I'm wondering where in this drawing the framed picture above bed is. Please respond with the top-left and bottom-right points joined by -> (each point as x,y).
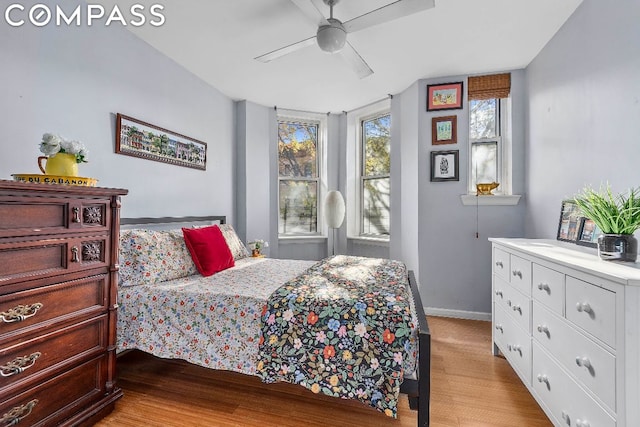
430,150 -> 459,182
426,82 -> 464,111
115,113 -> 207,170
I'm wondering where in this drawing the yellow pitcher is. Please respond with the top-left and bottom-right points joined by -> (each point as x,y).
38,153 -> 78,176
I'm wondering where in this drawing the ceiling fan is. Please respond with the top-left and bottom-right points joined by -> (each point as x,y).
255,0 -> 436,79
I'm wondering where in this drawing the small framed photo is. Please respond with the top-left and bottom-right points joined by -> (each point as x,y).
432,116 -> 457,145
430,150 -> 459,182
427,82 -> 464,111
556,200 -> 581,242
576,218 -> 600,248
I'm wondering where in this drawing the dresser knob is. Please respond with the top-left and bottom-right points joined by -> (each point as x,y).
495,324 -> 503,333
1,400 -> 38,425
512,305 -> 522,314
71,246 -> 79,263
495,261 -> 504,268
536,374 -> 549,385
508,344 -> 522,355
512,270 -> 523,279
576,302 -> 593,314
561,411 -> 571,425
575,356 -> 592,369
576,419 -> 590,427
0,303 -> 44,323
494,290 -> 503,297
537,325 -> 549,335
537,283 -> 551,293
72,206 -> 81,223
0,352 -> 41,377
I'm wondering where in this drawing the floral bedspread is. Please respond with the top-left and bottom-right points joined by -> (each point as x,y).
256,255 -> 415,418
117,257 -> 314,375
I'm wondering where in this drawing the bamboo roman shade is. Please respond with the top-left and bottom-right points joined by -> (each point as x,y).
468,73 -> 511,100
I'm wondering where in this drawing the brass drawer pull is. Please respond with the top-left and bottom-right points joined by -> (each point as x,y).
71,246 -> 79,263
72,206 -> 81,223
0,352 -> 41,377
0,303 -> 43,324
0,399 -> 38,426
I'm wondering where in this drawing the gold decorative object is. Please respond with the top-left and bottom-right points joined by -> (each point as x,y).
12,174 -> 98,187
476,182 -> 500,195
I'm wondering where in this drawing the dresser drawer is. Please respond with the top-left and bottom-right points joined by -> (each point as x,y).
565,276 -> 616,348
495,305 -> 531,385
0,275 -> 107,340
0,355 -> 108,427
0,234 -> 110,287
0,315 -> 107,394
494,276 -> 530,333
509,254 -> 532,296
532,264 -> 564,315
0,197 -> 111,239
532,342 -> 615,427
533,302 -> 615,410
493,247 -> 510,280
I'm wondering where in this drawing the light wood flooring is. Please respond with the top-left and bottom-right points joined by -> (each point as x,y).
96,316 -> 552,427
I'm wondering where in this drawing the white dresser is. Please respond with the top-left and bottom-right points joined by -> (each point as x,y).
490,238 -> 640,427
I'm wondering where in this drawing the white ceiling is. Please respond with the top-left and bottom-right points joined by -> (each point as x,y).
115,0 -> 582,112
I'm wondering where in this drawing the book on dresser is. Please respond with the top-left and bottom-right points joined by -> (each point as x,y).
0,180 -> 127,426
489,237 -> 640,427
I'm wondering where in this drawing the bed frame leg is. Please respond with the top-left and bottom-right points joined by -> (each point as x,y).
417,328 -> 431,427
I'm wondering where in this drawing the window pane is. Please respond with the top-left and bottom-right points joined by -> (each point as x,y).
278,121 -> 318,177
363,114 -> 390,176
469,99 -> 497,139
362,177 -> 390,235
471,142 -> 497,186
279,180 -> 318,234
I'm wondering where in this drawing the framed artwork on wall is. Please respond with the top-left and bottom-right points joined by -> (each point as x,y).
431,115 -> 457,145
426,82 -> 464,111
430,150 -> 459,182
556,200 -> 581,242
115,113 -> 207,170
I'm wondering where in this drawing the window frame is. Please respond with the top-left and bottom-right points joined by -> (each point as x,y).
359,110 -> 391,238
276,112 -> 326,238
467,97 -> 512,195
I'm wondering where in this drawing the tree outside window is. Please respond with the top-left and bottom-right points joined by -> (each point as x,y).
361,113 -> 390,236
278,120 -> 319,235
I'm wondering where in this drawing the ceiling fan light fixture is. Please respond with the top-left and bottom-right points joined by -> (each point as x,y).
317,18 -> 346,53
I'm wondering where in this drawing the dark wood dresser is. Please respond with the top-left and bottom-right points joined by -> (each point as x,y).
0,180 -> 127,426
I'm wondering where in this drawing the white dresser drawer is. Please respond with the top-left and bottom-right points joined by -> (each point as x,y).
532,264 -> 564,315
509,254 -> 532,296
532,342 -> 615,427
566,276 -> 616,349
494,276 -> 531,333
494,247 -> 510,281
495,305 -> 531,386
533,302 -> 616,411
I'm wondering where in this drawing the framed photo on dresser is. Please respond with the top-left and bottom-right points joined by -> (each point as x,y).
556,200 -> 581,242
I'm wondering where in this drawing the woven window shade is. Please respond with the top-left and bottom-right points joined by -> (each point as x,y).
468,73 -> 511,100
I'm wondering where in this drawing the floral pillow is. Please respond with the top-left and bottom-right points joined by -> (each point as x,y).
218,223 -> 250,260
118,228 -> 197,287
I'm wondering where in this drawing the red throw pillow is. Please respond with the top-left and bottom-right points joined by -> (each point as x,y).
182,225 -> 235,276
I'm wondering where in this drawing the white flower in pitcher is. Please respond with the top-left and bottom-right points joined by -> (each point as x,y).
40,133 -> 62,156
39,133 -> 88,163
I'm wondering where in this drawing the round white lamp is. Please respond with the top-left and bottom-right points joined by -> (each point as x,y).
324,190 -> 345,256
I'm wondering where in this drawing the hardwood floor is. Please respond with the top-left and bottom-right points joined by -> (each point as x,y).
96,317 -> 552,427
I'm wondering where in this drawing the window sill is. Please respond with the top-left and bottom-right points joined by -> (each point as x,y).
279,235 -> 326,244
348,236 -> 390,247
460,194 -> 522,206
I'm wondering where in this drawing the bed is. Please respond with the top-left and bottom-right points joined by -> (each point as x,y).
116,216 -> 430,426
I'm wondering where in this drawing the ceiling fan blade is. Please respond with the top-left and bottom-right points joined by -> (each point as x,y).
338,42 -> 373,79
343,0 -> 435,33
290,0 -> 329,26
254,36 -> 317,63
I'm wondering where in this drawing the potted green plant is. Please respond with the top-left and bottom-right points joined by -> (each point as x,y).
574,185 -> 640,262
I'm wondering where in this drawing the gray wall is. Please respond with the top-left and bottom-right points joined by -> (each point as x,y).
525,0 -> 640,239
0,16 -> 235,220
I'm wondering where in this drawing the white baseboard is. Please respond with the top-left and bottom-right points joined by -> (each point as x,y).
424,307 -> 491,321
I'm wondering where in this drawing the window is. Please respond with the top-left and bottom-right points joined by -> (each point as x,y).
360,113 -> 391,236
468,73 -> 512,195
277,116 -> 322,235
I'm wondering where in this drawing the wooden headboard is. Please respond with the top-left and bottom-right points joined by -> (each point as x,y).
120,216 -> 226,231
